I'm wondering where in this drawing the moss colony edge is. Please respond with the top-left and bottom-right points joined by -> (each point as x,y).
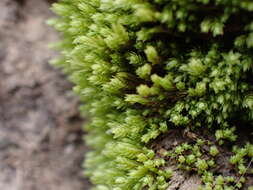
49,0 -> 253,189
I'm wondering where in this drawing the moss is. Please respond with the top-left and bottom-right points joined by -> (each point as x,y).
50,0 -> 253,189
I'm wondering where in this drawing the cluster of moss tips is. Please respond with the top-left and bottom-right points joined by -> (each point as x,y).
49,0 -> 253,189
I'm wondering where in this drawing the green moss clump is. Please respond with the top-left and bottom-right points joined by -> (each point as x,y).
49,0 -> 253,189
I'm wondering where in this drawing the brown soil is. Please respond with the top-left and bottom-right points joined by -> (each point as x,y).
152,128 -> 253,189
0,0 -> 91,189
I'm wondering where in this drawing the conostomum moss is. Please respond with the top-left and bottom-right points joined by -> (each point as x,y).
49,0 -> 253,189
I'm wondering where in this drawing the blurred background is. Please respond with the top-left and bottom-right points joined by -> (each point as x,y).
0,0 -> 90,189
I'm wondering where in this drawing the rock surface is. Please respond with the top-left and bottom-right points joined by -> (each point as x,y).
0,0 -> 90,189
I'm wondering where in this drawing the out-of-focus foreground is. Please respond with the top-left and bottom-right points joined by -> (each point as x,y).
0,0 -> 90,189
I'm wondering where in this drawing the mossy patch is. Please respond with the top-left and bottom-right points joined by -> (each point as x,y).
50,0 -> 253,189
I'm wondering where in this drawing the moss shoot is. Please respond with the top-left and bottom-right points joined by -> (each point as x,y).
49,0 -> 253,189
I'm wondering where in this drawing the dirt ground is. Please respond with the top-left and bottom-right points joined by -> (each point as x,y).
0,0 -> 91,189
